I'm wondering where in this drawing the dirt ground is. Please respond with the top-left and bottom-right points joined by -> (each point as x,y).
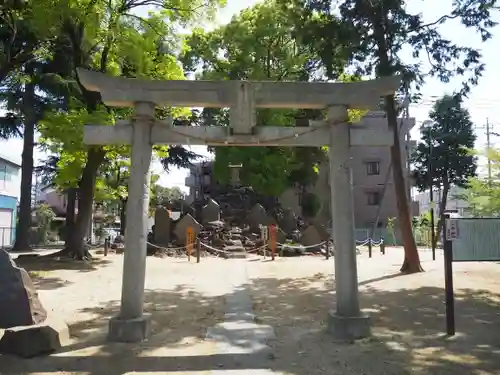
1,248 -> 500,374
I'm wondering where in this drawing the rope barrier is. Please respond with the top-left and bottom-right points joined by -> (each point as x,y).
355,238 -> 385,246
199,241 -> 232,257
146,241 -> 187,252
126,236 -> 385,260
276,241 -> 327,249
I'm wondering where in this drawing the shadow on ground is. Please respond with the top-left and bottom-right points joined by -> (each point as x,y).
1,269 -> 499,375
28,272 -> 73,291
250,273 -> 500,375
15,254 -> 111,273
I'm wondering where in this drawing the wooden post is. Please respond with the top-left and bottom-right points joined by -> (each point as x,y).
196,238 -> 201,263
368,239 -> 372,258
269,224 -> 277,261
261,225 -> 268,258
104,237 -> 109,257
186,226 -> 194,261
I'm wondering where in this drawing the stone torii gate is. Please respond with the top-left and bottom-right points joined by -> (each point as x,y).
77,68 -> 400,342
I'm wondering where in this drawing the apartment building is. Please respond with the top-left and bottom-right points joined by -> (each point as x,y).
185,109 -> 419,228
0,154 -> 21,247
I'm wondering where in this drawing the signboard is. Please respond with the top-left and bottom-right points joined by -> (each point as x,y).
445,219 -> 459,241
186,226 -> 195,261
260,225 -> 268,242
268,224 -> 277,261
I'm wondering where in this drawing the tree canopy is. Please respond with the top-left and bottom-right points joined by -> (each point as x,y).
280,0 -> 498,272
181,0 -> 329,197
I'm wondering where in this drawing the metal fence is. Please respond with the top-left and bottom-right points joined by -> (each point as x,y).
451,218 -> 500,261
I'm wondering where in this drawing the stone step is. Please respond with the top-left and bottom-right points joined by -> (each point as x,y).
223,252 -> 247,259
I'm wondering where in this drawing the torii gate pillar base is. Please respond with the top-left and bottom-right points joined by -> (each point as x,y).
327,312 -> 371,341
108,314 -> 152,343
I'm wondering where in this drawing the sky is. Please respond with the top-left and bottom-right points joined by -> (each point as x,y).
1,0 -> 499,196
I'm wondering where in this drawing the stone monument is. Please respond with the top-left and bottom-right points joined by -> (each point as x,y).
0,250 -> 70,357
0,249 -> 47,328
154,207 -> 171,245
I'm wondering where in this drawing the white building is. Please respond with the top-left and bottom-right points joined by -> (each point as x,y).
413,186 -> 471,217
0,154 -> 21,246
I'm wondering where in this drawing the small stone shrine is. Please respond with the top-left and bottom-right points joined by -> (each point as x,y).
174,214 -> 202,245
202,199 -> 221,224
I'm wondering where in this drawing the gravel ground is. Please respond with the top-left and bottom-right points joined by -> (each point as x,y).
1,248 -> 500,375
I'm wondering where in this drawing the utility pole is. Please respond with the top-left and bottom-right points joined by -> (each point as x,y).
487,118 -> 492,185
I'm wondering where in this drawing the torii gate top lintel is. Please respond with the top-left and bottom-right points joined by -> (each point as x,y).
76,68 -> 401,110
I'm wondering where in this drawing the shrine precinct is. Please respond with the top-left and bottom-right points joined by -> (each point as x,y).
77,68 -> 401,343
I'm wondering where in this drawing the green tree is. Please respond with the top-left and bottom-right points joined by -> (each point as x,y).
412,95 -> 477,246
181,0 -> 332,197
34,203 -> 56,244
283,0 -> 498,273
458,148 -> 500,216
0,0 -> 64,84
0,0 -> 72,251
38,0 -> 224,259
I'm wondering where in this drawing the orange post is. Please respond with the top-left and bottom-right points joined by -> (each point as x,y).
268,224 -> 277,261
186,226 -> 194,261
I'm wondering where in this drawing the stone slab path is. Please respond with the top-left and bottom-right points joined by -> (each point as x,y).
206,259 -> 277,374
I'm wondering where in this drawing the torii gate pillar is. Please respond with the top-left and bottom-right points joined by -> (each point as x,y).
326,106 -> 370,339
108,102 -> 155,342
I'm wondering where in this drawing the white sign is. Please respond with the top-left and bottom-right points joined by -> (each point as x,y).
260,225 -> 268,241
446,219 -> 460,241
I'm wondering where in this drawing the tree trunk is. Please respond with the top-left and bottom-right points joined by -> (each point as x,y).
12,77 -> 36,252
371,10 -> 423,273
64,188 -> 77,242
64,148 -> 105,259
385,95 -> 423,273
120,198 -> 126,235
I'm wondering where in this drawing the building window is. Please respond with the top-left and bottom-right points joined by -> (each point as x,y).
365,161 -> 380,175
366,191 -> 381,206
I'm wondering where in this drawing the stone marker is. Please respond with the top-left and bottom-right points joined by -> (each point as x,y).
300,225 -> 322,248
202,199 -> 221,224
0,317 -> 70,358
280,209 -> 297,234
154,207 -> 171,245
276,227 -> 287,244
313,221 -> 331,242
246,204 -> 272,232
174,214 -> 202,245
0,249 -> 47,329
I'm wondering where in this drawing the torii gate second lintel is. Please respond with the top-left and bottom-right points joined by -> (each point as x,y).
79,69 -> 402,344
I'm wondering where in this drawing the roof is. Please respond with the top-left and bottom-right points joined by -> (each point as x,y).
0,153 -> 21,167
